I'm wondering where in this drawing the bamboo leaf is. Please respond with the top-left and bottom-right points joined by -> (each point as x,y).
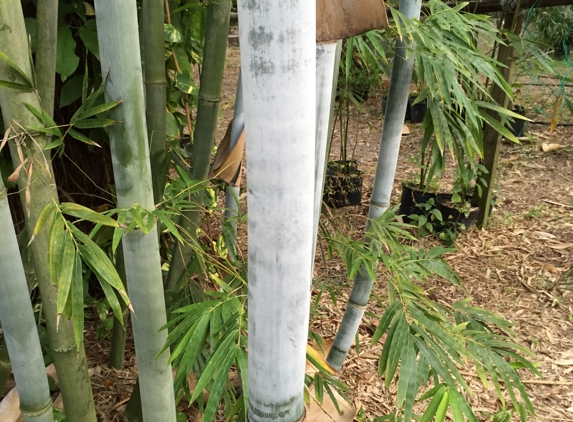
31,202 -> 57,244
419,385 -> 446,422
0,80 -> 33,91
385,313 -> 408,387
60,202 -> 119,227
97,276 -> 123,326
73,118 -> 118,129
237,349 -> 249,416
190,327 -> 238,403
112,210 -> 127,254
56,234 -> 76,322
72,253 -> 85,349
49,218 -> 67,285
68,128 -> 101,147
203,346 -> 238,422
0,51 -> 34,88
70,225 -> 131,310
435,389 -> 449,422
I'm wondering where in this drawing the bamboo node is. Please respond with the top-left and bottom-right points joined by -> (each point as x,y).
20,399 -> 53,417
347,301 -> 367,310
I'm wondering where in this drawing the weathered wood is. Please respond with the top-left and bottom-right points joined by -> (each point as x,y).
476,12 -> 524,227
316,0 -> 389,42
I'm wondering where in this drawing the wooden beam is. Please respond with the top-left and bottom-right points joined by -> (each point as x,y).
476,12 -> 524,227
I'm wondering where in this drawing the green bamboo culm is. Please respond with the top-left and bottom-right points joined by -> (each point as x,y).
0,2 -> 97,420
109,0 -> 167,372
143,0 -> 168,204
93,0 -> 176,419
0,178 -> 54,422
326,0 -> 422,372
34,0 -> 58,117
165,0 -> 232,291
109,246 -> 128,369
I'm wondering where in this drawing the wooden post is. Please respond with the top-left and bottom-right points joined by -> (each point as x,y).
476,11 -> 524,227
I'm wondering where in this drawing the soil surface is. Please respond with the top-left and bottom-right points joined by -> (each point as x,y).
6,42 -> 571,422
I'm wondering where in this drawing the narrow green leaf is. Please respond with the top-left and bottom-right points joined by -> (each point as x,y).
0,80 -> 33,91
372,300 -> 401,345
203,347 -> 238,422
68,128 -> 100,147
419,385 -> 446,422
60,202 -> 119,227
56,235 -> 76,317
97,277 -> 123,326
435,390 -> 449,422
31,202 -> 57,243
72,253 -> 85,350
237,349 -> 249,416
70,225 -> 131,309
73,118 -> 118,129
190,328 -> 238,403
49,218 -> 67,285
0,51 -> 34,88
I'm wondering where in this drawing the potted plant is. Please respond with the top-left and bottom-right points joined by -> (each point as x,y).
323,87 -> 364,208
324,34 -> 389,208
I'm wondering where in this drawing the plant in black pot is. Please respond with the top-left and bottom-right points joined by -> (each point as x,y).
324,33 -> 390,208
323,88 -> 364,208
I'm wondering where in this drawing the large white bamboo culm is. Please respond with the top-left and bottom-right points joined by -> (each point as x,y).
94,0 -> 176,420
326,0 -> 422,371
0,180 -> 54,422
311,41 -> 342,264
224,72 -> 244,260
237,0 -> 316,421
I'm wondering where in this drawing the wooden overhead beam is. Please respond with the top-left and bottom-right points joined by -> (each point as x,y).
440,0 -> 573,14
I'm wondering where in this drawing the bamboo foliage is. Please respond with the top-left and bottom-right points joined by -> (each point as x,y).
94,0 -> 176,419
0,1 -> 97,420
166,0 -> 232,291
0,178 -> 54,422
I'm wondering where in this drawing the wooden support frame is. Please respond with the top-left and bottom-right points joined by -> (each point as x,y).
476,11 -> 525,227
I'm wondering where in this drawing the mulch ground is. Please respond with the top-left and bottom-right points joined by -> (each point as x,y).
75,45 -> 573,421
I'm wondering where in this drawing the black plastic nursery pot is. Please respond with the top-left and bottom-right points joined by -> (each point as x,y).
408,96 -> 427,123
323,160 -> 364,208
381,96 -> 427,123
399,183 -> 480,229
508,106 -> 526,137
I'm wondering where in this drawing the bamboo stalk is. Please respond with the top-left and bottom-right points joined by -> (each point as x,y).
237,0 -> 316,421
224,72 -> 244,260
0,178 -> 54,422
0,2 -> 97,420
165,0 -> 232,291
143,0 -> 168,204
35,0 -> 58,117
94,0 -> 176,419
311,41 -> 342,263
109,247 -> 128,370
326,0 -> 422,372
